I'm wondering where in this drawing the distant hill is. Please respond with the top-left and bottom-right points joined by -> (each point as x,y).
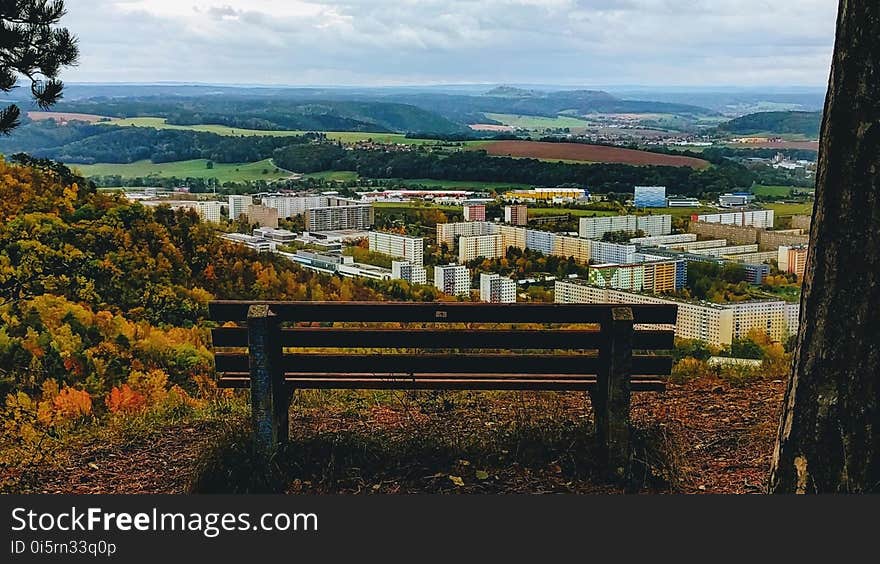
55,98 -> 468,135
718,111 -> 822,137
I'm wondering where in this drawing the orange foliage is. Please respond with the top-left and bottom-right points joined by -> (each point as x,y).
105,385 -> 147,414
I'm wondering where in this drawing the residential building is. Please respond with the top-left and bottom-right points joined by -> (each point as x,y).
662,239 -> 729,252
695,210 -> 775,229
630,233 -> 697,246
718,193 -> 756,207
691,244 -> 760,258
554,281 -> 798,346
368,231 -> 424,265
588,259 -> 685,293
434,264 -> 470,296
227,194 -> 253,221
504,205 -> 528,226
437,221 -> 497,246
194,201 -> 223,223
246,204 -> 279,228
459,234 -> 505,263
757,230 -> 810,251
260,195 -> 326,219
479,273 -> 516,303
391,261 -> 428,285
723,251 -> 778,264
552,235 -> 591,264
688,222 -> 759,245
305,200 -> 374,231
778,245 -> 809,277
634,186 -> 667,208
578,215 -> 672,239
590,241 -> 638,264
463,203 -> 486,222
791,215 -> 812,231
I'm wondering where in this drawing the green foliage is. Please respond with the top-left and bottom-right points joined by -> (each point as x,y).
718,111 -> 822,137
0,1 -> 79,133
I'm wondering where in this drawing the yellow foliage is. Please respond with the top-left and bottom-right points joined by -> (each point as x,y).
105,384 -> 147,414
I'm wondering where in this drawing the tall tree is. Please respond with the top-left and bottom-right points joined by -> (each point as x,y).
770,2 -> 880,493
0,0 -> 78,134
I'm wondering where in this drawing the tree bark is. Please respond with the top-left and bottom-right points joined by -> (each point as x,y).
770,1 -> 880,493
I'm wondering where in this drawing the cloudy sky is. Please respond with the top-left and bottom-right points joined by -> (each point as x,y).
62,0 -> 839,87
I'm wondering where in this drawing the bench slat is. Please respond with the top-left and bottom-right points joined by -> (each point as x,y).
213,352 -> 673,376
208,301 -> 677,325
217,375 -> 665,392
210,327 -> 675,350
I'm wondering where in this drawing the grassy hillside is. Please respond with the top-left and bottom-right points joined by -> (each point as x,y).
76,159 -> 293,182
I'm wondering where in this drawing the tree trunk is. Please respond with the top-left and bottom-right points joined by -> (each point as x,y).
769,1 -> 880,493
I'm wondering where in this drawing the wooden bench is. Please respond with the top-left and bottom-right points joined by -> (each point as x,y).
208,301 -> 677,477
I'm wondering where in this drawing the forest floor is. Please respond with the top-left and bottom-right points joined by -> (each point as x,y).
24,375 -> 784,494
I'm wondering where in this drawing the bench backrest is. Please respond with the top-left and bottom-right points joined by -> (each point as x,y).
208,301 -> 677,391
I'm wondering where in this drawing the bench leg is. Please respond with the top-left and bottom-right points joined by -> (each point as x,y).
595,307 -> 634,482
247,305 -> 288,453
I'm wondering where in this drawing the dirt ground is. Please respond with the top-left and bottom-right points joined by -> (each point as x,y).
27,375 -> 784,494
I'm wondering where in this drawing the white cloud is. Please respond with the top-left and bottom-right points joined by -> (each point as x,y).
60,0 -> 839,86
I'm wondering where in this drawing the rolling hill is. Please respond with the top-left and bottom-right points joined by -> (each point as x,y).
718,111 -> 822,137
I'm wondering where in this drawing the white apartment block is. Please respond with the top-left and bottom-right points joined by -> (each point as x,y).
369,231 -> 424,265
578,215 -> 672,239
437,221 -> 497,246
630,233 -> 697,246
260,195 -> 327,219
306,202 -> 374,231
590,241 -> 638,264
479,273 -> 516,304
434,264 -> 471,296
662,239 -> 728,251
696,210 -> 775,229
227,194 -> 253,221
691,244 -> 760,258
459,234 -> 505,263
391,261 -> 428,285
554,281 -> 799,346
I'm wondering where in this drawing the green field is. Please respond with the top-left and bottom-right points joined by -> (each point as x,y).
767,202 -> 814,217
103,117 -> 438,144
374,201 -> 461,213
484,113 -> 589,130
75,158 -> 293,182
752,184 -> 815,197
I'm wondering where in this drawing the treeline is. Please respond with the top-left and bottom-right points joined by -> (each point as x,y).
28,126 -> 317,164
273,144 -> 757,196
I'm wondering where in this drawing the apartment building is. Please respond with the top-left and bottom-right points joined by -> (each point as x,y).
554,281 -> 798,345
459,234 -> 505,263
227,194 -> 253,221
758,230 -> 810,251
437,221 -> 497,246
368,231 -> 424,265
578,215 -> 672,239
688,221 -> 759,245
479,273 -> 517,303
695,210 -> 775,229
391,261 -> 428,285
260,195 -> 327,219
504,205 -> 528,226
588,259 -> 686,293
663,239 -> 729,251
790,215 -> 812,231
195,201 -> 223,223
552,235 -> 592,264
590,241 -> 638,264
434,264 -> 470,296
630,233 -> 697,246
246,204 -> 279,228
305,201 -> 374,231
691,244 -> 760,258
723,251 -> 778,264
778,245 -> 809,277
633,186 -> 667,208
463,203 -> 486,222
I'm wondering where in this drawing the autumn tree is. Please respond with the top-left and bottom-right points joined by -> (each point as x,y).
0,0 -> 79,133
770,2 -> 880,493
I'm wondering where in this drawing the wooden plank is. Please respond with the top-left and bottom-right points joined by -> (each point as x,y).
217,376 -> 666,392
208,301 -> 677,325
213,352 -> 673,376
210,327 -> 674,350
